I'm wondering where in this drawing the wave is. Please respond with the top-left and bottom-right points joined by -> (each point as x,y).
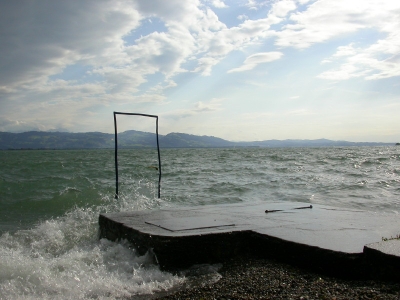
0,192 -> 185,300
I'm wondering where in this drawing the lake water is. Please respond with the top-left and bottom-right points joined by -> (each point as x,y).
1,147 -> 399,299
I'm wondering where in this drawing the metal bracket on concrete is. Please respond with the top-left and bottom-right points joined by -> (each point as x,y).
265,205 -> 313,213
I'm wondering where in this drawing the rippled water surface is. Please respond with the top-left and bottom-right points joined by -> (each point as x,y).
0,147 -> 399,299
161,147 -> 400,211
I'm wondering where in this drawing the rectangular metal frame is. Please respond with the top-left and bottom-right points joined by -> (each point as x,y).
113,112 -> 161,198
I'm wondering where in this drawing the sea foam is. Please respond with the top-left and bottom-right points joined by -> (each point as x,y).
0,191 -> 184,300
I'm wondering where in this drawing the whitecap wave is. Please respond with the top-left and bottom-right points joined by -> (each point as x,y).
0,192 -> 185,300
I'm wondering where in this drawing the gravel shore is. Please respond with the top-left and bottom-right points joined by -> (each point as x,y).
158,256 -> 400,299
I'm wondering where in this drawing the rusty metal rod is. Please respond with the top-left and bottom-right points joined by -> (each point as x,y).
265,205 -> 312,213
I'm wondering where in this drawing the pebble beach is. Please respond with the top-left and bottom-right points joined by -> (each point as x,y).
159,256 -> 400,300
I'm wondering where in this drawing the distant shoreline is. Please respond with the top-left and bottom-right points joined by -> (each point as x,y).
2,145 -> 397,151
0,130 -> 396,150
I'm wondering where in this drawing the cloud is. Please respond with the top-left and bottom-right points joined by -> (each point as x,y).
194,98 -> 224,112
0,119 -> 31,132
285,109 -> 314,116
242,112 -> 275,120
244,0 -> 269,11
0,0 -> 142,89
264,0 -> 400,87
163,98 -> 224,119
0,118 -> 74,133
318,64 -> 368,81
2,0 -> 398,94
208,0 -> 228,8
270,0 -> 297,18
333,44 -> 357,57
319,31 -> 400,80
193,16 -> 283,75
0,0 -> 233,110
296,0 -> 313,4
0,0 -> 229,92
245,0 -> 259,10
274,0 -> 382,49
1,0 -> 399,138
96,1 -> 227,88
262,0 -> 400,81
0,0 -> 301,100
228,52 -> 283,73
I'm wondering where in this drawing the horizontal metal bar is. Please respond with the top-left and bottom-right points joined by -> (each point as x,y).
114,112 -> 158,118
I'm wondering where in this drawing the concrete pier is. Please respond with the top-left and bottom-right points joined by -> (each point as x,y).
99,202 -> 400,279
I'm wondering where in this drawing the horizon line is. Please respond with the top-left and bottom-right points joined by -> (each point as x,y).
0,130 -> 398,145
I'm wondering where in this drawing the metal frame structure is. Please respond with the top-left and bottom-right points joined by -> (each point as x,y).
113,112 -> 161,199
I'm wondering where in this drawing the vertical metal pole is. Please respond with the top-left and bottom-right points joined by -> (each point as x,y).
156,116 -> 161,198
114,112 -> 119,199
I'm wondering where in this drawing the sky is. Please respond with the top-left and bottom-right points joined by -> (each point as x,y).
0,0 -> 399,142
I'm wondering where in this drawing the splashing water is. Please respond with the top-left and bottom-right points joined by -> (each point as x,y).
0,149 -> 200,299
0,189 -> 184,299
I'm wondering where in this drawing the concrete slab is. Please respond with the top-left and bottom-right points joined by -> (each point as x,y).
363,239 -> 400,279
99,202 -> 400,279
366,239 -> 400,257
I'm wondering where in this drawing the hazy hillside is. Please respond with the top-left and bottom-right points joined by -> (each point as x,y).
0,131 -> 114,149
0,130 -> 394,150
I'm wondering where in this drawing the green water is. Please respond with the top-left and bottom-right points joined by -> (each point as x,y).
1,147 -> 399,234
0,149 -> 163,233
1,147 -> 400,299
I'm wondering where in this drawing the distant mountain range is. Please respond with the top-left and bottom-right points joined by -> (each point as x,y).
0,130 -> 395,150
